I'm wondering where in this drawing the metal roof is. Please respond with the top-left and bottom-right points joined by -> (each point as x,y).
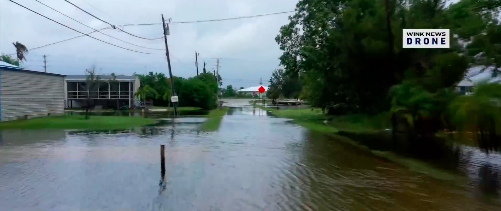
65,75 -> 136,80
237,85 -> 269,92
0,61 -> 22,70
457,79 -> 474,87
466,66 -> 501,84
0,61 -> 64,77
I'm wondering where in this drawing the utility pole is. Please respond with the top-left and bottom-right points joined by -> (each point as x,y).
195,51 -> 199,76
43,55 -> 47,72
216,59 -> 220,108
161,14 -> 178,116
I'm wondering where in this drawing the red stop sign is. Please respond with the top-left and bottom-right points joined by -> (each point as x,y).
258,86 -> 265,94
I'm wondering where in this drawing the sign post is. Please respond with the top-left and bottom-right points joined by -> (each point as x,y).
171,96 -> 178,103
258,86 -> 265,105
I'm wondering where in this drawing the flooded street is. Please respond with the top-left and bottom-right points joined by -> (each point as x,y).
0,100 -> 500,210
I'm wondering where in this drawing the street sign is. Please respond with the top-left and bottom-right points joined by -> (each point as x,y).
171,96 -> 178,102
258,86 -> 265,94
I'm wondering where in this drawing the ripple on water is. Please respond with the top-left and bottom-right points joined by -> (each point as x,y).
0,103 -> 501,210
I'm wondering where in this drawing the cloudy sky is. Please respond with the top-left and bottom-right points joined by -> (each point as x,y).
0,0 -> 298,88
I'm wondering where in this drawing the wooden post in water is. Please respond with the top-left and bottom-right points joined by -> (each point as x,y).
160,145 -> 165,178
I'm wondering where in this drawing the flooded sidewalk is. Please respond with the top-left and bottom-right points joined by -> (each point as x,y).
0,100 -> 500,210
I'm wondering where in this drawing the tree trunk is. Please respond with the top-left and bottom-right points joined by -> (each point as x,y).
85,98 -> 90,119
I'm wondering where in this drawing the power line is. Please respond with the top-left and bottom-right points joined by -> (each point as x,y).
173,11 -> 294,24
4,9 -> 294,53
120,11 -> 295,27
8,0 -> 151,54
79,0 -> 118,23
34,0 -> 163,50
64,0 -> 163,40
5,27 -> 111,56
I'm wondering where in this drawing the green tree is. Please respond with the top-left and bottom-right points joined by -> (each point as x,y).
276,0 -> 492,114
449,83 -> 501,152
134,85 -> 159,102
223,85 -> 236,97
267,69 -> 283,100
180,77 -> 217,110
0,54 -> 19,66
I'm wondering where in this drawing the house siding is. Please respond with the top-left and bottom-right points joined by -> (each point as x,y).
0,70 -> 65,121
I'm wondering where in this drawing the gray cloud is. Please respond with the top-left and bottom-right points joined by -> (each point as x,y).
0,0 -> 297,88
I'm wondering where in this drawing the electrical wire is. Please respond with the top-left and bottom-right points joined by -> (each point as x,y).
34,0 -> 164,50
116,2 -> 499,27
5,26 -> 111,56
4,9 -> 294,52
7,0 -> 151,54
64,0 -> 164,40
79,0 -> 119,24
120,11 -> 295,27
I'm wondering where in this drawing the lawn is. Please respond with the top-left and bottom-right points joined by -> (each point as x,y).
261,107 -> 390,134
199,108 -> 229,132
0,115 -> 157,130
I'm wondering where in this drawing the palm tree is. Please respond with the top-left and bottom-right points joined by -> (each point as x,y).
134,85 -> 159,102
12,42 -> 28,62
389,82 -> 435,128
449,82 -> 501,152
163,91 -> 172,111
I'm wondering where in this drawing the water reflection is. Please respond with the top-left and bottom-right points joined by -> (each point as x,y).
65,109 -> 210,118
0,129 -> 66,147
0,100 -> 500,210
226,107 -> 242,115
159,145 -> 167,194
479,164 -> 500,196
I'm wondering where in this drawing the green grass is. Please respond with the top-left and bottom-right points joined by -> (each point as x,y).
261,107 -> 389,133
0,115 -> 157,130
328,112 -> 391,133
259,105 -> 463,181
199,108 -> 229,132
372,151 -> 466,182
262,107 -> 337,133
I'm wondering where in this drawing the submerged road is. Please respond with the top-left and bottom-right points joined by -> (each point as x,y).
0,99 -> 500,210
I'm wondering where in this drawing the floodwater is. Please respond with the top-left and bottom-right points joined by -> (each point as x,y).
0,99 -> 500,210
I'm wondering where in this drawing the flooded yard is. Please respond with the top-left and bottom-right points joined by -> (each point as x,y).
0,99 -> 500,210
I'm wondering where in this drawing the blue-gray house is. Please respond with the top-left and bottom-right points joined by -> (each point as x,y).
0,61 -> 65,121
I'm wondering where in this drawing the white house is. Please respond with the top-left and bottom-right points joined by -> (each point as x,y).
237,85 -> 268,96
457,66 -> 501,95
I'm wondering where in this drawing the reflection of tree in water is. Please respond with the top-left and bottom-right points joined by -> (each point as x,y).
68,129 -> 134,135
169,124 -> 176,147
478,163 -> 500,197
226,108 -> 235,115
139,124 -> 172,136
0,130 -> 4,146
